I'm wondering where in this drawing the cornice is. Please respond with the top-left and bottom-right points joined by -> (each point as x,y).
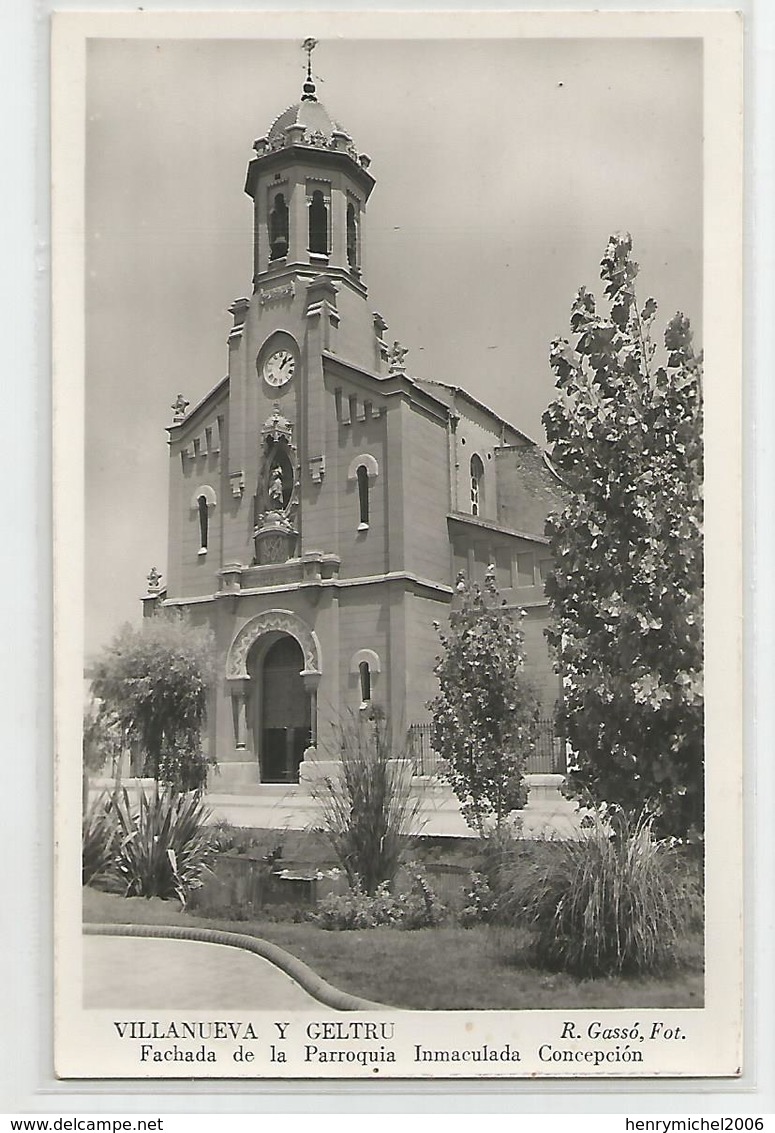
447,511 -> 550,546
245,145 -> 375,203
253,261 -> 368,300
160,569 -> 454,608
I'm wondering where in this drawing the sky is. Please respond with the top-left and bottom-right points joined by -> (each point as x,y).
84,34 -> 702,658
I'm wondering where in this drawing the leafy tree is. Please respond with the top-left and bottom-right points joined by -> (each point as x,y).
429,567 -> 539,836
83,697 -> 124,775
542,233 -> 703,840
89,612 -> 218,793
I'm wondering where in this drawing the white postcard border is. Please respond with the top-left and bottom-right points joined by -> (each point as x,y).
50,7 -> 745,1090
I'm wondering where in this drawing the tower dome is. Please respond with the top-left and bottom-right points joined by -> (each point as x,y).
252,41 -> 369,168
267,98 -> 346,145
254,89 -> 366,167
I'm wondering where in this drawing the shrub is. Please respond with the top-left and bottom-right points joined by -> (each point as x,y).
395,862 -> 446,929
313,866 -> 445,931
82,791 -> 120,887
209,820 -> 284,865
113,787 -> 215,905
500,809 -> 689,976
310,712 -> 422,894
459,871 -> 497,927
456,821 -> 527,927
314,881 -> 398,930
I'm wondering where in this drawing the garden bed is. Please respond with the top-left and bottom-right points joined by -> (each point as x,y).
83,886 -> 703,1011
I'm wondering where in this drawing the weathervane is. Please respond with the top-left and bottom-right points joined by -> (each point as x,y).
301,37 -> 319,101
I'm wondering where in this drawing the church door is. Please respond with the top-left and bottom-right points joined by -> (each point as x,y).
258,635 -> 311,784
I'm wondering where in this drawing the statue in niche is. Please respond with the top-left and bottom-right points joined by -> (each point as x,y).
268,465 -> 285,511
252,450 -> 298,564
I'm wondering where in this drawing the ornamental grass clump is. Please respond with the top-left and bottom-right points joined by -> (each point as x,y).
310,712 -> 423,895
113,786 -> 215,906
500,810 -> 688,977
82,791 -> 120,887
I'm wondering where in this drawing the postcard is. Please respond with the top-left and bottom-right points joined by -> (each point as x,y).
53,9 -> 743,1081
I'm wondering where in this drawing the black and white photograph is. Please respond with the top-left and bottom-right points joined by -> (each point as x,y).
52,10 -> 743,1080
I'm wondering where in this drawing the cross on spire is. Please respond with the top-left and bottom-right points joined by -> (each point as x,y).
301,37 -> 318,101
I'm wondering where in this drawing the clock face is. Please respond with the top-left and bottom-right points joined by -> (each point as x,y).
262,348 -> 296,388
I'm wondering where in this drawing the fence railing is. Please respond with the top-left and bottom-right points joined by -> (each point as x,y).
406,718 -> 566,778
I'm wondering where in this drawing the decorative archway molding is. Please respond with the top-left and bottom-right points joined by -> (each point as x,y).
225,609 -> 322,680
347,452 -> 379,481
190,483 -> 217,510
349,648 -> 381,674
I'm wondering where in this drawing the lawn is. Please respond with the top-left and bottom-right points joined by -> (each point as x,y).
83,887 -> 704,1011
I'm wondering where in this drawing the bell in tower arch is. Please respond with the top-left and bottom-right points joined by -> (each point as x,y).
269,192 -> 289,260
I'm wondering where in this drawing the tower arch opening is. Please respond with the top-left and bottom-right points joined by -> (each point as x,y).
308,189 -> 329,255
346,201 -> 358,268
269,192 -> 289,260
470,453 -> 485,517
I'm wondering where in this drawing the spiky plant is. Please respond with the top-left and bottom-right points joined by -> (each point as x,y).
113,786 -> 214,905
310,712 -> 423,895
82,791 -> 120,887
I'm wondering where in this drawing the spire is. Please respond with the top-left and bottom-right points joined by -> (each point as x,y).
301,37 -> 318,102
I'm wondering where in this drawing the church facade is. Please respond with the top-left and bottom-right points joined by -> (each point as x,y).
143,63 -> 565,790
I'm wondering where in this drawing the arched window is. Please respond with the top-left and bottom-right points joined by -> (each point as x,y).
350,649 -> 381,709
308,190 -> 328,255
269,193 -> 289,260
191,483 -> 217,556
358,661 -> 371,707
346,201 -> 358,268
470,454 -> 485,517
347,453 -> 379,531
197,495 -> 209,551
356,464 -> 370,527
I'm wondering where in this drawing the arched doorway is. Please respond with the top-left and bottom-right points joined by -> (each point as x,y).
247,634 -> 311,783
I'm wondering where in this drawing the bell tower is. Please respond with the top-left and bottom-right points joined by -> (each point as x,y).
244,38 -> 376,295
222,41 -> 382,574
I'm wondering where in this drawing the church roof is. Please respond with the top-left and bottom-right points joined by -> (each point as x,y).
413,377 -> 536,446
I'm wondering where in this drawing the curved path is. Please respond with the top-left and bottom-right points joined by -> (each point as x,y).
84,935 -> 323,1010
84,924 -> 386,1012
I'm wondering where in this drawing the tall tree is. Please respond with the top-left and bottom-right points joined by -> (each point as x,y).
543,234 -> 704,839
429,567 -> 539,836
89,612 -> 218,793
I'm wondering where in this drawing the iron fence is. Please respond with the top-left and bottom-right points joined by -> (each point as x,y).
407,717 -> 566,778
